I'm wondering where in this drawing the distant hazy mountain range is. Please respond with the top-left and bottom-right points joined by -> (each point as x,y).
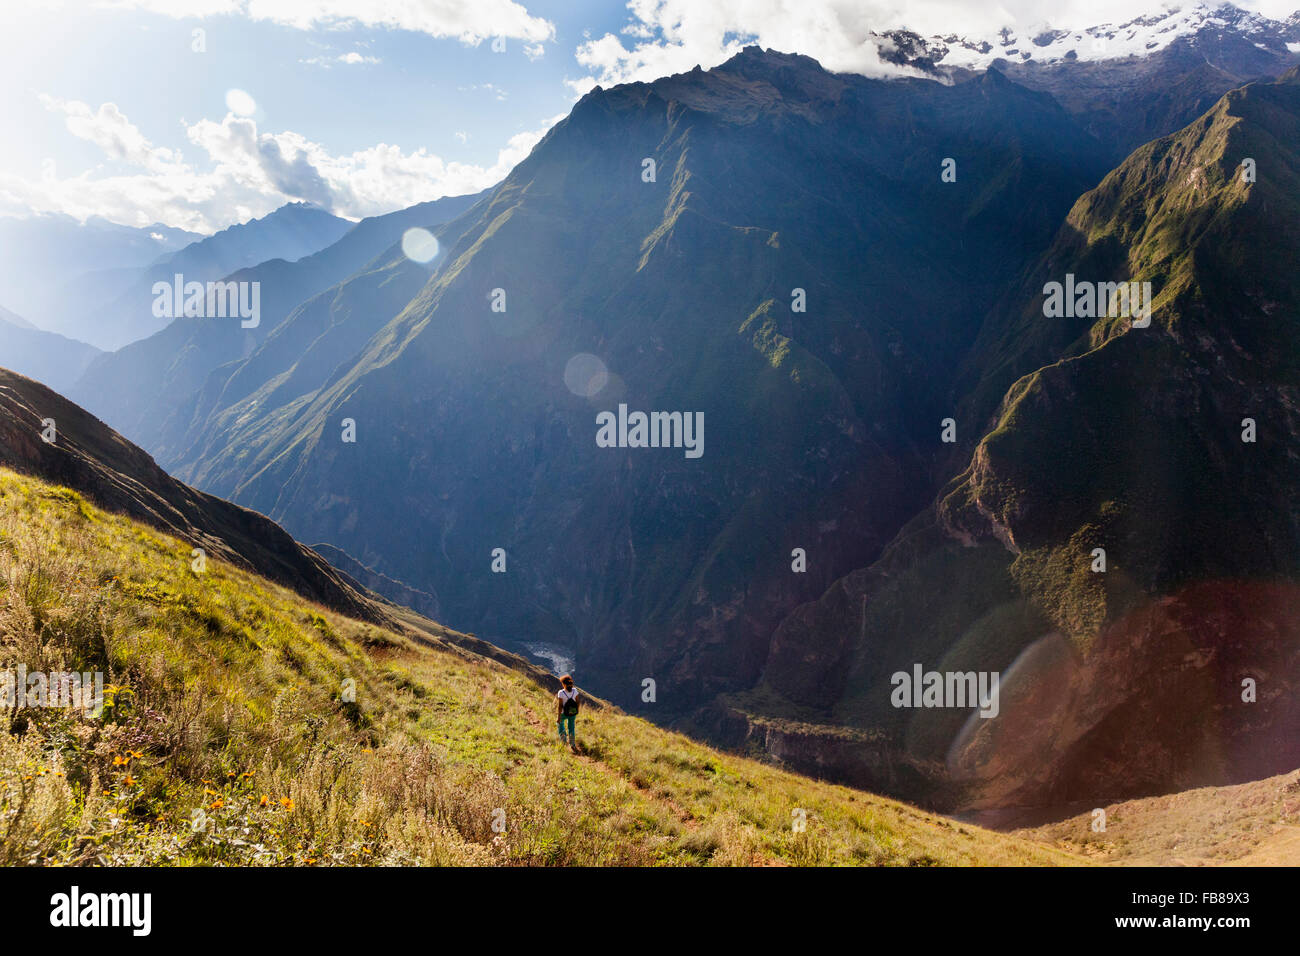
68,190 -> 482,453
0,305 -> 100,393
0,213 -> 199,343
0,203 -> 351,349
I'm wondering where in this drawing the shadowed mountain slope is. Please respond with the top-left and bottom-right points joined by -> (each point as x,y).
737,69 -> 1300,809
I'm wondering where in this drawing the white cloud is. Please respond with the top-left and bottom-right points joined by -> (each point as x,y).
575,0 -> 917,86
0,97 -> 563,231
563,76 -> 599,99
38,95 -> 182,173
92,0 -> 244,14
101,0 -> 555,46
574,0 -> 1300,87
303,50 -> 382,67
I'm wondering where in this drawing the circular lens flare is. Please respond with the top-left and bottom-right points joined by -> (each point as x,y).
401,227 -> 439,263
564,353 -> 609,398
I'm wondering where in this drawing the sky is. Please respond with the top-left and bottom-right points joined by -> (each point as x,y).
1,0 -> 1296,233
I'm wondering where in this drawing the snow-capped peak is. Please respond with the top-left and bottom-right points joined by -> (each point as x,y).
914,2 -> 1300,71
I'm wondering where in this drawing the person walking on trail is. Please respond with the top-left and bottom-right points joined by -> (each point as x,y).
556,674 -> 581,752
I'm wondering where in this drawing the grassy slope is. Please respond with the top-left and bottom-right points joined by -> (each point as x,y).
0,466 -> 1078,866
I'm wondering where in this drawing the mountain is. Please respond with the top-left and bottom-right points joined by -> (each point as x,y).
0,212 -> 198,278
0,214 -> 201,337
69,191 -> 483,452
67,203 -> 354,350
0,305 -> 36,330
150,202 -> 352,282
0,363 -> 565,684
311,541 -> 443,621
0,366 -> 377,623
155,49 -> 1110,730
161,194 -> 492,475
916,3 -> 1300,72
0,310 -> 101,392
731,68 -> 1300,810
43,27 -> 1300,819
877,3 -> 1300,159
0,459 -> 1077,866
0,204 -> 355,350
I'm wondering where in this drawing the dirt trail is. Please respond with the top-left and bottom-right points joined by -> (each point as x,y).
519,699 -> 790,862
521,701 -> 699,830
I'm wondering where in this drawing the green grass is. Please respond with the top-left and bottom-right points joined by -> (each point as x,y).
0,466 -> 1082,867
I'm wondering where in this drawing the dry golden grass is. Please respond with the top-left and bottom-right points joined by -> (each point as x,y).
1011,770 -> 1300,866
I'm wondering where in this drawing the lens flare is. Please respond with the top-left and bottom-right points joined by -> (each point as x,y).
563,353 -> 609,398
401,227 -> 439,264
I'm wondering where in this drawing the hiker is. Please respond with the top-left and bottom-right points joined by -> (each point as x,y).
556,674 -> 581,751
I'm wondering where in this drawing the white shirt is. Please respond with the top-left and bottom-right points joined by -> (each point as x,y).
557,688 -> 579,702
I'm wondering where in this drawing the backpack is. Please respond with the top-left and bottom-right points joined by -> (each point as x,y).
561,690 -> 580,716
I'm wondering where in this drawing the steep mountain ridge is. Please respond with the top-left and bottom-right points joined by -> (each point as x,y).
0,363 -> 567,693
736,69 -> 1300,809
0,367 -> 379,623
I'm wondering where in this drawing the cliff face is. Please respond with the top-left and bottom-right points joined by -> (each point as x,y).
743,72 -> 1300,809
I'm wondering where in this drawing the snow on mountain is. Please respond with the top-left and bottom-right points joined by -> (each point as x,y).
889,2 -> 1300,71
